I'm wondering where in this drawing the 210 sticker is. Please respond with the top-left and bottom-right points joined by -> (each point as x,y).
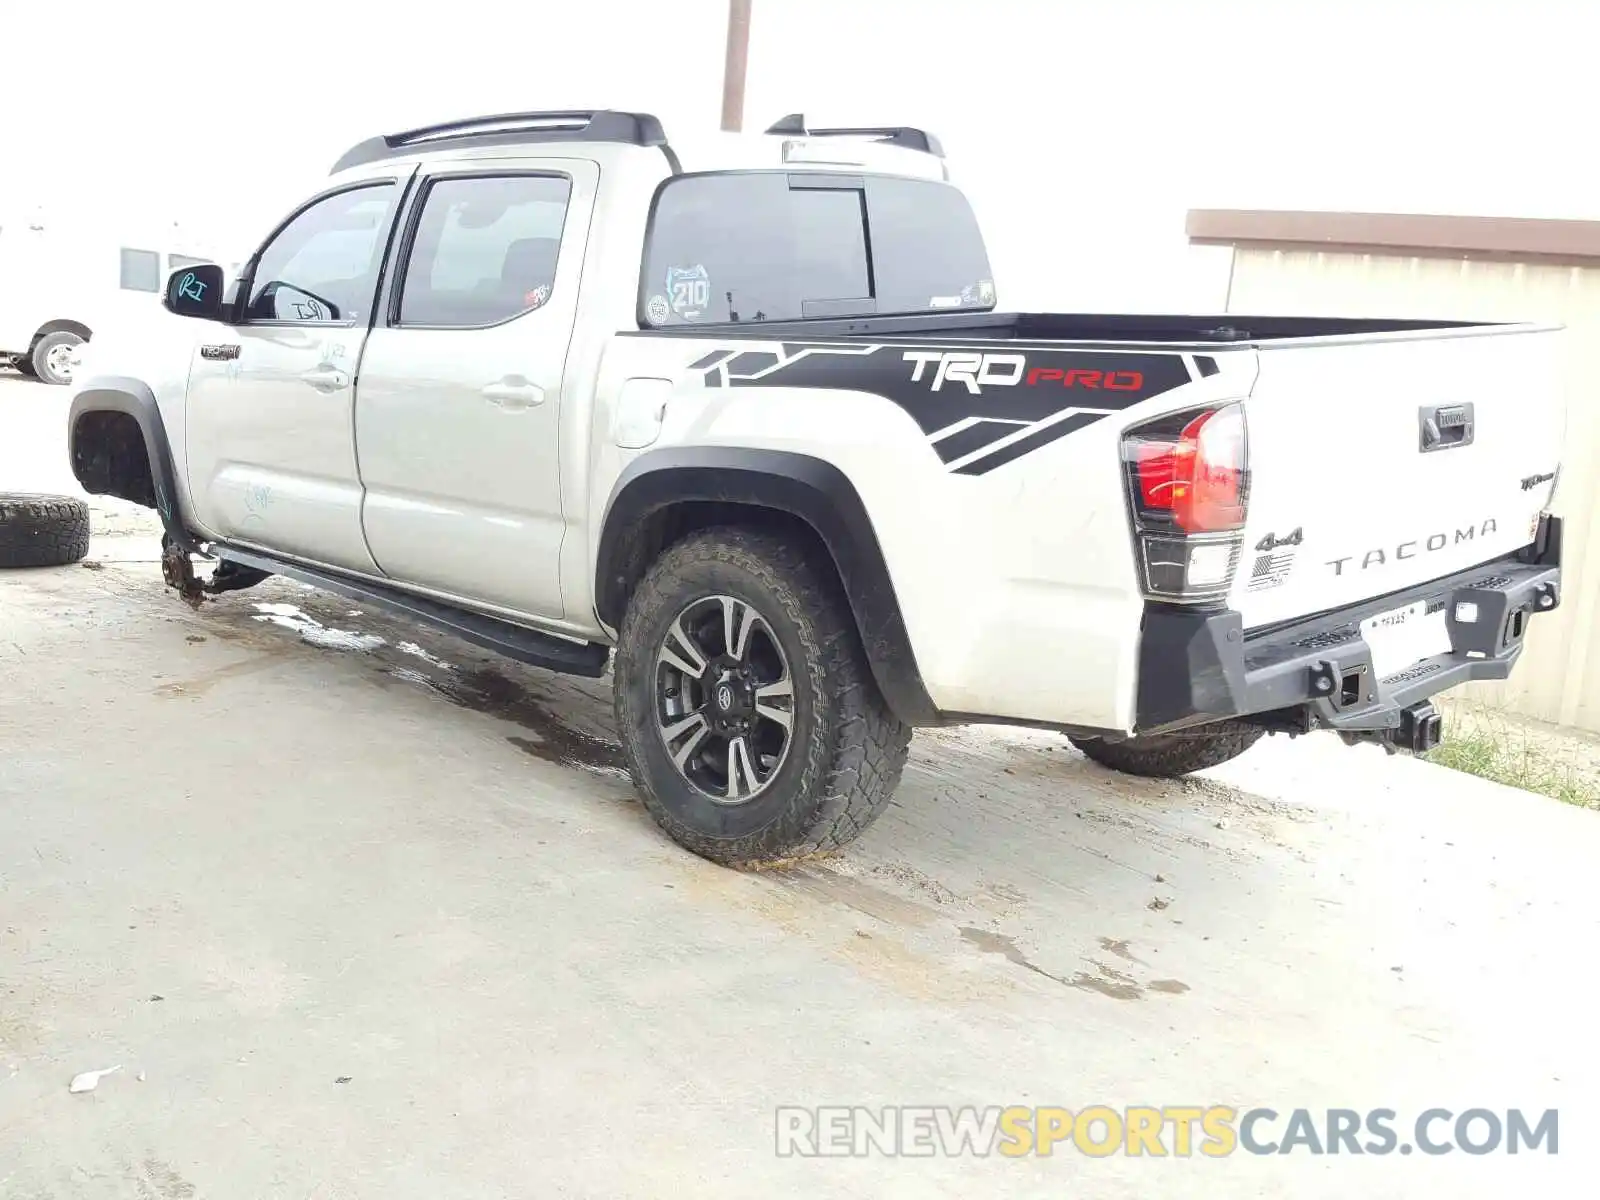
665,264 -> 712,320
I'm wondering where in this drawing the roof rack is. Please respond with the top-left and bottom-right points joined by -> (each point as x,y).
764,113 -> 944,158
331,110 -> 668,174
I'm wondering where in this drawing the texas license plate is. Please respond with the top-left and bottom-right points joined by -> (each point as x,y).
1360,600 -> 1453,682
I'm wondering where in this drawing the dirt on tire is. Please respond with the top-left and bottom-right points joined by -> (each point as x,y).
0,493 -> 92,568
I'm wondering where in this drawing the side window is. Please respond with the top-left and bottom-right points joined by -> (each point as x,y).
245,184 -> 397,324
640,172 -> 994,326
119,248 -> 162,292
396,174 -> 573,328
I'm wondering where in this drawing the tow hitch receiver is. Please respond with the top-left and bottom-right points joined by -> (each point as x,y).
1398,702 -> 1443,754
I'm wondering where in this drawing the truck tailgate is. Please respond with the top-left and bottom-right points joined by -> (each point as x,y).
1229,325 -> 1564,632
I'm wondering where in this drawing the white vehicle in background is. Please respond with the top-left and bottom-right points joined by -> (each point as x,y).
0,207 -> 235,386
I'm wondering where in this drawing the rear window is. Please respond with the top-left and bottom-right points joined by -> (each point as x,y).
639,172 -> 994,327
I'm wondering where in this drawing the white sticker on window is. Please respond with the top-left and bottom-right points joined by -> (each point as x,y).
665,265 -> 712,320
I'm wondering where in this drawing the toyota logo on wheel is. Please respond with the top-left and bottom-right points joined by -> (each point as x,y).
716,683 -> 735,710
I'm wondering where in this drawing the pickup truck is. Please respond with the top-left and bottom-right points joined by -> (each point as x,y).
67,108 -> 1565,867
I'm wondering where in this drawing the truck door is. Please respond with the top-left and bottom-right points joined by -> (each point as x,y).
183,177 -> 408,572
353,161 -> 596,618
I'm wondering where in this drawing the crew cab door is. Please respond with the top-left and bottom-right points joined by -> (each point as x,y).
184,178 -> 407,571
353,162 -> 594,618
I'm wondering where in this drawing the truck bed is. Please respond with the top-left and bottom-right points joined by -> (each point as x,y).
628,307 -> 1564,641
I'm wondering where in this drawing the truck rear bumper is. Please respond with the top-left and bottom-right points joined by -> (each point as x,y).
1135,515 -> 1563,736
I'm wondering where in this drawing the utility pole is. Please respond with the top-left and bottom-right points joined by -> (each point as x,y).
720,0 -> 753,132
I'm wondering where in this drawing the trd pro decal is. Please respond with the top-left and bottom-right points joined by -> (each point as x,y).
690,342 -> 1193,476
903,349 -> 1145,394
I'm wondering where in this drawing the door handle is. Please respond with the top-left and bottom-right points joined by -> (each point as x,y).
302,367 -> 350,392
482,380 -> 546,409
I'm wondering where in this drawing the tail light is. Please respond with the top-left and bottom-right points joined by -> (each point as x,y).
1122,402 -> 1250,603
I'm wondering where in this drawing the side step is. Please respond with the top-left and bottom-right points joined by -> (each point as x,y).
212,544 -> 611,678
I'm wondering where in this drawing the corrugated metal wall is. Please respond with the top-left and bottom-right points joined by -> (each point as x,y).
1226,249 -> 1600,730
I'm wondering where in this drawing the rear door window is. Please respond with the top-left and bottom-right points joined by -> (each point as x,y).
640,172 -> 994,327
396,173 -> 573,328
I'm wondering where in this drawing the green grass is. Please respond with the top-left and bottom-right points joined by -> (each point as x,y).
1423,704 -> 1600,810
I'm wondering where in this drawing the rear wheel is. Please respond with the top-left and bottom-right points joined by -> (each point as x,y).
1068,726 -> 1264,778
613,528 -> 912,867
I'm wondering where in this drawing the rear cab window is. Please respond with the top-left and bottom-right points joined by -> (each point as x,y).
639,172 -> 995,327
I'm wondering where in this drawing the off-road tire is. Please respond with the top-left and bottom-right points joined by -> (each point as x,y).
613,527 -> 912,867
0,493 -> 92,567
1069,726 -> 1264,778
30,330 -> 84,387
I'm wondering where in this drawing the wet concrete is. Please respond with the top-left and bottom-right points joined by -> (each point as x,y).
387,663 -> 627,777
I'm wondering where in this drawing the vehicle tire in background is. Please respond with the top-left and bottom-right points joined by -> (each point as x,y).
1068,725 -> 1264,778
30,330 -> 85,387
613,527 -> 912,867
0,494 -> 92,567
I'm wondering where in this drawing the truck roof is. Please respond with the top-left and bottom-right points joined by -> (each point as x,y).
327,109 -> 952,183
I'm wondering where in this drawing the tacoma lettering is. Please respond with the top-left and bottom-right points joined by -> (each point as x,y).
1326,519 -> 1498,576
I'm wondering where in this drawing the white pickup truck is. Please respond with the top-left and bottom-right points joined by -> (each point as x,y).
67,109 -> 1565,867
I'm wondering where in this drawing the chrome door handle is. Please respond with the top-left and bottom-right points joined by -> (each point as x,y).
482,380 -> 546,409
302,367 -> 350,391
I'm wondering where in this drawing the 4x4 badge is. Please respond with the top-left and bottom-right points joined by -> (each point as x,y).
1256,527 -> 1303,552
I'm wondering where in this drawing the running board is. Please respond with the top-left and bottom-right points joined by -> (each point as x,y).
211,544 -> 611,678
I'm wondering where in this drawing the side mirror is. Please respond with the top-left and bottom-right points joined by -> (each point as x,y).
164,263 -> 226,320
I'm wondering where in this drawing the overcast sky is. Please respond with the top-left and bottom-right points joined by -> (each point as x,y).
3,0 -> 1595,311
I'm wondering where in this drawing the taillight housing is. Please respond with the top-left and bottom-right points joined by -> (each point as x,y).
1122,403 -> 1250,603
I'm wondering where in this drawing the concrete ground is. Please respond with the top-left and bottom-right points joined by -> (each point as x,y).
2,371 -> 1597,1198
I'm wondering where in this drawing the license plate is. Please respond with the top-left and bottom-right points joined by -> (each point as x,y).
1361,601 -> 1453,682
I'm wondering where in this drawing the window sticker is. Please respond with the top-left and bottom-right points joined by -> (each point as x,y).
960,278 -> 996,306
665,264 -> 712,321
644,293 -> 672,325
524,284 -> 552,310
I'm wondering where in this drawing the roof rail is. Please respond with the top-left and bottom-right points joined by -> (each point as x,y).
764,113 -> 944,158
330,110 -> 668,173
